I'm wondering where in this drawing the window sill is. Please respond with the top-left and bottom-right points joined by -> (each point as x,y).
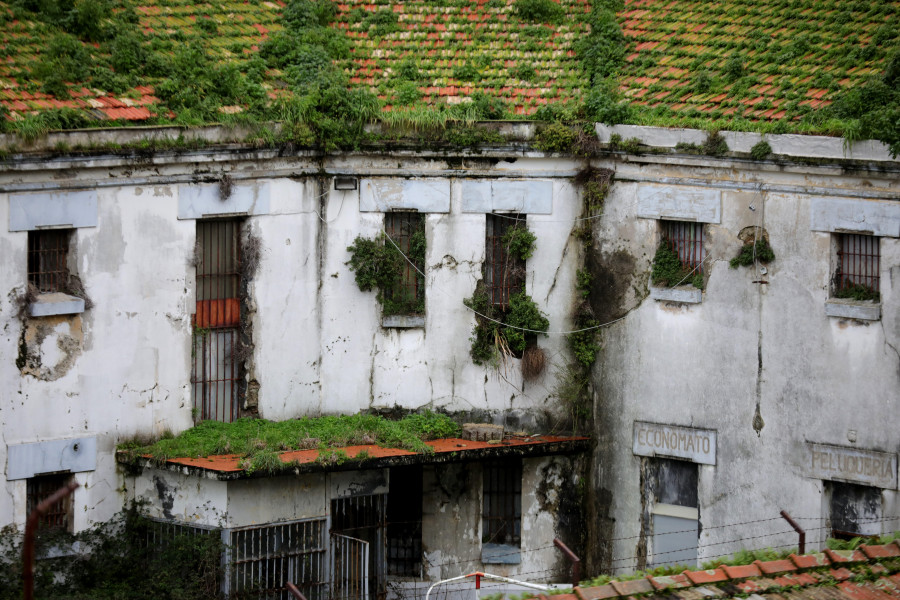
382,315 -> 425,328
824,298 -> 881,321
28,293 -> 85,317
482,542 -> 521,564
650,286 -> 702,304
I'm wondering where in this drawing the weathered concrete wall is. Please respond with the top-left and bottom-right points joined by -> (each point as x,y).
0,150 -> 582,532
590,156 -> 900,573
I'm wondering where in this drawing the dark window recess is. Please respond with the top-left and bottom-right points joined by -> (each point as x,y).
830,482 -> 882,539
387,466 -> 423,577
192,220 -> 242,423
384,212 -> 425,314
653,458 -> 699,508
482,459 -> 522,546
27,229 -> 70,294
485,214 -> 526,308
661,220 -> 705,274
331,495 -> 386,600
26,473 -> 74,531
835,233 -> 880,295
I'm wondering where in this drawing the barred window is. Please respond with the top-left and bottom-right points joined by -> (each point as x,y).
482,458 -> 521,564
384,212 -> 425,315
835,233 -> 880,298
27,230 -> 71,294
485,214 -> 526,308
192,220 -> 242,423
661,220 -> 704,274
26,473 -> 74,531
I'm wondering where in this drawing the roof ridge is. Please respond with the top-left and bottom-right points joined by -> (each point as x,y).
575,542 -> 900,600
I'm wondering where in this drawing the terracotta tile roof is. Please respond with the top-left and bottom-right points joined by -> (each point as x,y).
333,0 -> 590,115
0,0 -> 896,129
121,435 -> 589,476
546,542 -> 900,600
616,0 -> 899,126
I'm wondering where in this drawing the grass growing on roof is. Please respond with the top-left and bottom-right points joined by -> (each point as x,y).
120,411 -> 461,461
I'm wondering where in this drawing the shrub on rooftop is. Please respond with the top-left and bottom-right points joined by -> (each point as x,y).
514,0 -> 565,24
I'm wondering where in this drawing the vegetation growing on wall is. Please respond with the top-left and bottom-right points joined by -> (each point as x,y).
730,238 -> 775,268
0,506 -> 222,600
833,283 -> 880,302
464,286 -> 549,367
651,242 -> 703,289
346,224 -> 426,316
120,411 -> 461,472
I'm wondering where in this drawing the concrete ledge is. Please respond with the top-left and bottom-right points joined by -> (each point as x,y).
650,286 -> 702,304
382,314 -> 425,328
28,292 -> 85,317
482,543 -> 521,564
595,124 -> 897,163
824,298 -> 881,321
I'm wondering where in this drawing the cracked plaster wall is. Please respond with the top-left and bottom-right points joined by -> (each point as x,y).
590,163 -> 900,573
1,184 -> 196,530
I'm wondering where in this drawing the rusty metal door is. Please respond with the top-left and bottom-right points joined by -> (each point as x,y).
330,532 -> 369,600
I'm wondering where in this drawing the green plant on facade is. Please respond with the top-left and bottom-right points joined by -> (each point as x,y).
730,238 -> 775,268
345,223 -> 426,316
750,140 -> 773,160
500,224 -> 537,261
651,241 -> 703,289
834,282 -> 880,302
574,167 -> 614,216
463,284 -> 549,366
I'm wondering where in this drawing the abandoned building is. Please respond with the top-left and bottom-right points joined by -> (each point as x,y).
0,0 -> 899,598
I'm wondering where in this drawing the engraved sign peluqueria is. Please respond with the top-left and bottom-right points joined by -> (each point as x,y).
806,442 -> 898,489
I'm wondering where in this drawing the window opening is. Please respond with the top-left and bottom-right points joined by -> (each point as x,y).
384,212 -> 425,315
485,214 -> 526,308
192,220 -> 242,422
27,230 -> 70,294
387,466 -> 422,577
829,481 -> 882,539
231,519 -> 328,600
661,220 -> 704,274
482,458 -> 522,564
26,473 -> 74,531
647,458 -> 699,568
835,233 -> 880,297
331,495 -> 386,600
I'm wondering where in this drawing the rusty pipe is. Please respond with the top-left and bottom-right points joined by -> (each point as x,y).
23,481 -> 79,600
780,510 -> 805,555
286,582 -> 308,600
553,538 -> 581,586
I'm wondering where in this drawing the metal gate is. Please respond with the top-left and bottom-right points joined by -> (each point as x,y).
330,533 -> 368,600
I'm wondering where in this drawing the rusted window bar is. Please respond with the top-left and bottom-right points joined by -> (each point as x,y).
482,459 -> 522,545
663,221 -> 704,273
192,220 -> 242,422
485,214 -> 526,308
26,474 -> 74,530
27,230 -> 69,293
837,233 -> 879,293
384,212 -> 425,312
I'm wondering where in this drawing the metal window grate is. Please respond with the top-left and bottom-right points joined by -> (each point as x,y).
661,221 -> 704,273
26,473 -> 74,531
387,466 -> 422,577
482,459 -> 522,546
837,233 -> 880,294
485,214 -> 526,308
331,495 -> 385,600
384,212 -> 425,314
192,329 -> 240,422
230,519 -> 328,600
192,220 -> 242,422
27,230 -> 70,293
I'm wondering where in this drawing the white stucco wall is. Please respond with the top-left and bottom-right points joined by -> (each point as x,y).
592,157 -> 900,572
